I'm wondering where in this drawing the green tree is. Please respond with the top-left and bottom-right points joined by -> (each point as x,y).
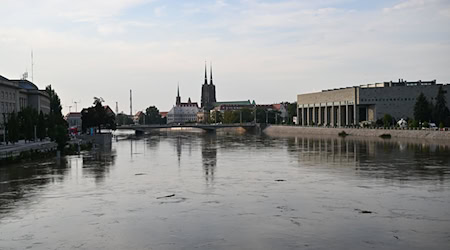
7,113 -> 19,144
116,113 -> 133,125
285,102 -> 297,124
432,86 -> 450,126
54,124 -> 69,151
37,111 -> 46,141
209,110 -> 223,123
255,108 -> 267,123
81,97 -> 116,133
383,114 -> 393,128
145,106 -> 162,124
414,93 -> 431,123
45,85 -> 67,146
223,110 -> 236,124
18,107 -> 38,142
240,108 -> 254,123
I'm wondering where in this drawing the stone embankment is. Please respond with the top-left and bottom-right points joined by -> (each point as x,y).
263,125 -> 450,141
0,141 -> 57,160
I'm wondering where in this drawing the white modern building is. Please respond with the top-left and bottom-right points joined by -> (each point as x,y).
167,86 -> 199,124
296,80 -> 450,126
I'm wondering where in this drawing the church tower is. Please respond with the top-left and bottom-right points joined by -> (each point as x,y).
201,62 -> 217,110
209,62 -> 216,103
176,84 -> 181,106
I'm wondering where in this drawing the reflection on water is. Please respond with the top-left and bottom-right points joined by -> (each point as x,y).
202,134 -> 217,185
287,136 -> 450,183
0,132 -> 449,250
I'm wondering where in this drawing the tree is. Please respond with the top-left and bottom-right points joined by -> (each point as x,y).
7,113 -> 19,144
209,110 -> 223,123
145,106 -> 162,124
414,93 -> 431,123
433,86 -> 450,126
81,97 -> 116,133
18,107 -> 38,142
223,110 -> 236,124
45,85 -> 68,147
54,124 -> 69,151
285,102 -> 297,124
37,111 -> 46,141
116,113 -> 133,125
383,114 -> 393,127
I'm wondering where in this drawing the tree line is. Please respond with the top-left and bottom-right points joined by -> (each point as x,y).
413,86 -> 450,127
3,86 -> 69,150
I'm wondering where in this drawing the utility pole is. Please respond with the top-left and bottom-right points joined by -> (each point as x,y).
130,90 -> 133,116
31,50 -> 34,83
73,100 -> 81,112
266,110 -> 268,124
254,105 -> 257,123
240,110 -> 242,124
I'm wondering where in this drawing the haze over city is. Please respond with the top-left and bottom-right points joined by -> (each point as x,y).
1,0 -> 449,114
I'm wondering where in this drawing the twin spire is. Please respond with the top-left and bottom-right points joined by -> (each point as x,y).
204,61 -> 213,85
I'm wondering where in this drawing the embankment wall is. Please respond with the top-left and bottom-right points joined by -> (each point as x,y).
263,125 -> 450,141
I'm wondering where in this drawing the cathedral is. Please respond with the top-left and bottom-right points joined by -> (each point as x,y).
201,63 -> 216,111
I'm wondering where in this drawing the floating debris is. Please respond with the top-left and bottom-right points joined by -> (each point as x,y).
355,209 -> 373,214
157,194 -> 175,199
275,179 -> 286,182
135,173 -> 147,176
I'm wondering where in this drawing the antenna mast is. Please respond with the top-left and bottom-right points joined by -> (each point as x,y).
31,50 -> 34,82
130,89 -> 133,116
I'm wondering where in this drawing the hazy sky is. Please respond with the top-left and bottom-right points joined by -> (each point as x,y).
1,0 -> 449,114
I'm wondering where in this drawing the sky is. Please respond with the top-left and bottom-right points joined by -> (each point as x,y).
1,0 -> 449,114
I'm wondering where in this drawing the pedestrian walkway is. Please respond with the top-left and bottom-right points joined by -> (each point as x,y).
0,140 -> 57,159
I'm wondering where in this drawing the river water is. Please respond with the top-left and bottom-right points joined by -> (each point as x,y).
1,131 -> 449,250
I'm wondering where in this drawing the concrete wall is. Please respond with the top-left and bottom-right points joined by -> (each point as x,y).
359,84 -> 450,120
263,125 -> 450,142
297,87 -> 357,105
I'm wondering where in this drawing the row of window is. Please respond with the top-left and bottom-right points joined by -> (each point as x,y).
361,97 -> 416,102
0,102 -> 16,113
1,91 -> 16,101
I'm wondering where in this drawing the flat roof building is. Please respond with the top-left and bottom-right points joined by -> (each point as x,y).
296,80 -> 450,126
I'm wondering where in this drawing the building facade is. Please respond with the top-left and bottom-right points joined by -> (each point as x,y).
167,86 -> 199,124
65,112 -> 82,131
0,75 -> 50,126
296,80 -> 450,126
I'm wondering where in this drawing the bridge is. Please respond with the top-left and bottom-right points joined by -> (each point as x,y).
117,123 -> 262,134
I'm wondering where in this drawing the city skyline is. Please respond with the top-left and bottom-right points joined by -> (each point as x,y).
1,0 -> 449,114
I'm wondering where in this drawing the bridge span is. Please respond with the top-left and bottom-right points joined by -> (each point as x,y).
117,123 -> 263,134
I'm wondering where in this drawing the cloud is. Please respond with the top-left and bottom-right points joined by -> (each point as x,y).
0,0 -> 449,113
383,0 -> 437,13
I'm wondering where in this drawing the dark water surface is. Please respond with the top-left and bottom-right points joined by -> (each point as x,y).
1,132 -> 450,249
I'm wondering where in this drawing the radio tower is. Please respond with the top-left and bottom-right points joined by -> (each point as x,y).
130,90 -> 133,116
31,50 -> 34,82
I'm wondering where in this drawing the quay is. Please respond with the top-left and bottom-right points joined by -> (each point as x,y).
0,140 -> 57,160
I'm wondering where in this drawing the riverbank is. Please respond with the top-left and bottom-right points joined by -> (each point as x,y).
0,140 -> 58,164
263,125 -> 450,141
